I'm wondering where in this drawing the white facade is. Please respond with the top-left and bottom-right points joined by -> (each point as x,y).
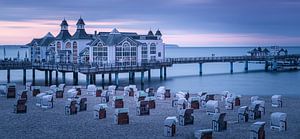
28,18 -> 165,66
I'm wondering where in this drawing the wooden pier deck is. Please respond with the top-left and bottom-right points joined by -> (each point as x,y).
0,54 -> 299,86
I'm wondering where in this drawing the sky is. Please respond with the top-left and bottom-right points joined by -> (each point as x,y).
0,0 -> 300,47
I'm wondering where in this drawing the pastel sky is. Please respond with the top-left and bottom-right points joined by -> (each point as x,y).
0,0 -> 300,47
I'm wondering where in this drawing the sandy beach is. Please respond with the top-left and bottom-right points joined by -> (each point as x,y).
0,85 -> 299,139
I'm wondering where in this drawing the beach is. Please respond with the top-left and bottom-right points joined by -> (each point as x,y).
0,85 -> 299,139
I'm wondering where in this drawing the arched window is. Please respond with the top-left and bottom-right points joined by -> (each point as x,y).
93,42 -> 108,64
73,41 -> 78,63
141,44 -> 148,63
150,43 -> 156,54
57,42 -> 61,50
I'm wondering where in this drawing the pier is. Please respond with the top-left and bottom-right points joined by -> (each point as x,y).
0,54 -> 299,87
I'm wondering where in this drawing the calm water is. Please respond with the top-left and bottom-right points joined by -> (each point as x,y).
0,46 -> 300,96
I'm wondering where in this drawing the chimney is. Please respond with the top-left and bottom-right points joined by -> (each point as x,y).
94,30 -> 97,37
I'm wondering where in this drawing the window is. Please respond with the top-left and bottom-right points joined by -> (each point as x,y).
158,52 -> 161,57
57,42 -> 61,50
73,42 -> 78,63
66,42 -> 71,49
115,42 -> 137,66
150,43 -> 156,54
141,44 -> 148,63
93,42 -> 108,64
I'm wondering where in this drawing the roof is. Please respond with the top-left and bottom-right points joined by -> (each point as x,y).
148,30 -> 154,36
72,29 -> 92,40
60,19 -> 68,26
89,33 -> 142,46
76,17 -> 85,25
155,29 -> 162,36
27,33 -> 55,46
56,30 -> 72,41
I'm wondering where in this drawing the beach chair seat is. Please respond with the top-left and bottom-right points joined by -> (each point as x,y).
136,100 -> 150,116
188,97 -> 200,109
179,108 -> 194,126
271,95 -> 282,108
100,91 -> 109,103
76,97 -> 87,111
127,85 -> 137,96
165,89 -> 171,98
194,129 -> 213,139
74,86 -> 81,95
114,108 -> 129,125
93,104 -> 108,119
25,82 -> 32,91
18,90 -> 28,101
96,87 -> 102,97
41,95 -> 53,109
14,98 -> 27,113
177,98 -> 188,112
112,96 -> 124,108
66,89 -> 77,99
145,87 -> 155,96
225,97 -> 234,110
164,116 -> 178,137
212,113 -> 227,132
250,96 -> 259,103
156,86 -> 166,100
135,91 -> 147,101
7,83 -> 16,98
65,99 -> 77,115
235,97 -> 241,106
145,96 -> 156,109
238,106 -> 249,122
108,85 -> 116,95
0,84 -> 7,96
250,122 -> 265,139
87,84 -> 97,95
32,86 -> 41,96
253,100 -> 265,115
270,112 -> 287,131
36,93 -> 46,107
58,84 -> 65,92
206,100 -> 220,115
249,103 -> 261,120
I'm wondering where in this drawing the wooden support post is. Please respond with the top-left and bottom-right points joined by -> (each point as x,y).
132,72 -> 135,83
230,62 -> 233,74
86,74 -> 90,86
7,69 -> 10,83
115,73 -> 119,86
32,68 -> 35,86
129,72 -> 132,83
163,66 -> 167,80
102,74 -> 105,88
141,71 -> 144,88
199,63 -> 203,76
148,69 -> 151,81
109,73 -> 112,85
245,61 -> 248,72
160,67 -> 163,80
23,69 -> 26,85
73,72 -> 78,85
55,70 -> 58,86
49,70 -> 52,85
45,70 -> 48,86
62,72 -> 66,84
90,74 -> 94,84
265,61 -> 269,71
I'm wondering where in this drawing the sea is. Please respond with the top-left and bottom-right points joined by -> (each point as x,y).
1,45 -> 300,96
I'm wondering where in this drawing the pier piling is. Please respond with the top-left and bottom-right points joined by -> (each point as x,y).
115,73 -> 119,87
141,71 -> 144,86
160,67 -> 163,80
55,70 -> 58,86
86,74 -> 90,86
109,73 -> 112,85
73,72 -> 78,85
245,61 -> 249,72
7,69 -> 10,83
230,62 -> 233,74
23,69 -> 26,85
62,72 -> 66,84
148,70 -> 151,81
101,74 -> 104,88
163,66 -> 167,80
32,68 -> 35,86
45,70 -> 48,86
49,70 -> 52,85
199,63 -> 203,76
